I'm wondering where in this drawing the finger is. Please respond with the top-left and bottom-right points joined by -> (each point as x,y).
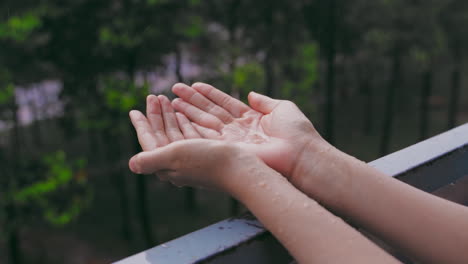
191,122 -> 221,139
172,83 -> 234,123
176,112 -> 201,139
191,82 -> 250,117
129,148 -> 175,174
129,110 -> 158,151
247,91 -> 280,114
158,95 -> 184,142
146,95 -> 170,147
172,98 -> 224,131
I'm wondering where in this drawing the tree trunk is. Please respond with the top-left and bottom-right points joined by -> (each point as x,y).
126,50 -> 155,247
447,58 -> 461,129
105,121 -> 134,245
6,204 -> 21,264
263,1 -> 275,98
133,132 -> 155,246
7,102 -> 21,264
32,86 -> 43,150
362,76 -> 373,135
263,51 -> 275,97
419,69 -> 432,140
175,45 -> 184,84
323,0 -> 337,144
112,170 -> 133,244
110,125 -> 132,245
380,51 -> 401,156
136,173 -> 155,247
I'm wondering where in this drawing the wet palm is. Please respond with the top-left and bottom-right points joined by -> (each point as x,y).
171,83 -> 323,177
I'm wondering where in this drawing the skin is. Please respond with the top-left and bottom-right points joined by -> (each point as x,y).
129,94 -> 201,181
171,82 -> 468,264
128,100 -> 398,263
171,82 -> 322,177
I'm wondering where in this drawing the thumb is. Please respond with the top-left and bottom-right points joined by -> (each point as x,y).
129,146 -> 176,174
248,91 -> 280,114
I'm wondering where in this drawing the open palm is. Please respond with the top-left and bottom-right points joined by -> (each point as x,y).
171,83 -> 325,177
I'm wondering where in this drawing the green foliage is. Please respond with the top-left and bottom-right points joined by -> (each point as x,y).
280,42 -> 319,115
15,152 -> 70,201
0,83 -> 14,104
102,77 -> 149,112
13,151 -> 91,226
99,25 -> 147,49
0,69 -> 14,106
233,62 -> 265,96
75,76 -> 149,131
178,15 -> 204,38
364,29 -> 393,51
43,194 -> 92,226
0,12 -> 41,42
410,47 -> 430,69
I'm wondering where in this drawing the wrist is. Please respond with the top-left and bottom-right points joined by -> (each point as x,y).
220,148 -> 261,197
224,153 -> 282,203
289,135 -> 332,184
289,138 -> 356,207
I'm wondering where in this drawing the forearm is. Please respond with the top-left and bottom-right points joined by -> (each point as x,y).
293,143 -> 468,263
228,160 -> 398,264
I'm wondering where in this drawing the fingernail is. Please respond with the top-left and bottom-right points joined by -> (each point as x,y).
129,158 -> 141,174
172,83 -> 186,90
158,95 -> 168,102
129,110 -> 138,118
147,94 -> 155,103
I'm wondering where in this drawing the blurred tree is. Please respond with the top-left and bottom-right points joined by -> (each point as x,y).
0,68 -> 22,264
13,151 -> 90,227
367,0 -> 433,155
100,76 -> 150,246
405,1 -> 446,141
171,0 -> 205,214
2,1 -> 468,262
341,0 -> 387,136
0,6 -> 45,262
280,42 -> 319,116
440,0 -> 468,129
303,0 -> 339,143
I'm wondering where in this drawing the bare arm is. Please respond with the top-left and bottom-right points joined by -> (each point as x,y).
172,83 -> 468,263
292,142 -> 468,264
229,157 -> 399,264
130,140 -> 399,264
128,95 -> 398,263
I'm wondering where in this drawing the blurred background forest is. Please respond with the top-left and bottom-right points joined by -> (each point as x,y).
1,0 -> 468,263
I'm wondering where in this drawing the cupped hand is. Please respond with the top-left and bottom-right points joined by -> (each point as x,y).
129,139 -> 258,191
129,94 -> 201,181
171,82 -> 330,179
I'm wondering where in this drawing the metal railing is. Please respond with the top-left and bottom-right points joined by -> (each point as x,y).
115,123 -> 468,264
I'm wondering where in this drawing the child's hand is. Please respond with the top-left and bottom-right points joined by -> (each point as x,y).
129,139 -> 258,192
129,94 -> 201,152
171,82 -> 330,181
129,94 -> 259,191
